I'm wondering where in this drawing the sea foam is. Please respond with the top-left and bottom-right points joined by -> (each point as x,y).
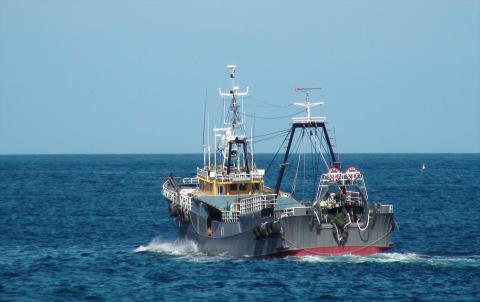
291,252 -> 480,267
134,238 -> 199,256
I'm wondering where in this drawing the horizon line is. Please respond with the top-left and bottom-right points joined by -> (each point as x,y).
0,152 -> 479,156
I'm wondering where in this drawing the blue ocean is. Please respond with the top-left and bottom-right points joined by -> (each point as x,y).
1,154 -> 479,301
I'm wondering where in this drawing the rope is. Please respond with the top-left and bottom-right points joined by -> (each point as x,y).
244,110 -> 304,120
249,95 -> 293,108
265,128 -> 291,174
291,130 -> 305,194
356,210 -> 370,231
249,128 -> 290,139
255,136 -> 288,144
253,130 -> 291,144
307,128 -> 329,172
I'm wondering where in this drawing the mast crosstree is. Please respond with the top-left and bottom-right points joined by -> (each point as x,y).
218,64 -> 249,134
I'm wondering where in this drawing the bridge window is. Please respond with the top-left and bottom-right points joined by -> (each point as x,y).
239,183 -> 248,192
253,183 -> 260,192
230,184 -> 237,192
217,185 -> 225,195
200,181 -> 213,192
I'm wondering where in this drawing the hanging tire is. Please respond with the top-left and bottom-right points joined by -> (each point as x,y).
271,221 -> 282,234
169,203 -> 180,217
259,223 -> 268,237
253,226 -> 260,238
266,222 -> 273,235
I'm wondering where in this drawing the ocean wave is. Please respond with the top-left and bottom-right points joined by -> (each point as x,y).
134,238 -> 245,263
134,238 -> 199,256
291,252 -> 480,267
134,239 -> 480,268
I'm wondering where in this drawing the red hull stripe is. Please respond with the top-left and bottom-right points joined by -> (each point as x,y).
274,246 -> 390,257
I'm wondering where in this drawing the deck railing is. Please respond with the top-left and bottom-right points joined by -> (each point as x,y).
316,172 -> 369,201
279,206 -> 308,217
197,168 -> 264,182
182,178 -> 199,185
239,194 -> 277,214
163,180 -> 276,223
162,181 -> 192,211
221,211 -> 240,223
162,181 -> 178,202
179,194 -> 192,211
376,204 -> 394,214
220,194 -> 277,223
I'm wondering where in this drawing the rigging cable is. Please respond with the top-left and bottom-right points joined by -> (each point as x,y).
287,130 -> 305,198
253,131 -> 291,144
302,131 -> 306,201
265,128 -> 292,175
310,134 -> 319,201
249,95 -> 293,108
249,129 -> 291,144
244,110 -> 305,120
307,127 -> 330,171
291,129 -> 305,195
250,128 -> 291,139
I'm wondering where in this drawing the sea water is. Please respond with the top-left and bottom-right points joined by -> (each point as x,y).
1,154 -> 479,301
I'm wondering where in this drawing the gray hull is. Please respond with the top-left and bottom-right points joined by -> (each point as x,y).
174,209 -> 394,257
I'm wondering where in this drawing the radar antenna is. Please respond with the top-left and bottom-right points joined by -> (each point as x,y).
293,87 -> 325,123
219,64 -> 249,131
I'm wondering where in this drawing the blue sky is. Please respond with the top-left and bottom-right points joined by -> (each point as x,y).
0,0 -> 479,154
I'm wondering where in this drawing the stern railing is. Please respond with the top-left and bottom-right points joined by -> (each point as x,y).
162,181 -> 192,211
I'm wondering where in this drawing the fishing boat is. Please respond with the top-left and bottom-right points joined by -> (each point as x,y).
161,65 -> 395,257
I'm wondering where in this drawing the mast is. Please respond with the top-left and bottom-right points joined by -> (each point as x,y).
274,88 -> 337,195
216,65 -> 251,174
219,65 -> 249,134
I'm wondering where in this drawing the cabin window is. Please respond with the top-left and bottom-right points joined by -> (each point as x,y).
253,183 -> 260,192
230,184 -> 238,192
201,181 -> 212,192
218,185 -> 224,195
239,183 -> 248,192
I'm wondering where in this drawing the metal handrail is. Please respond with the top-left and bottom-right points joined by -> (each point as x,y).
316,173 -> 369,201
221,211 -> 240,223
179,194 -> 192,211
182,177 -> 199,185
162,181 -> 191,211
281,206 -> 308,216
220,194 -> 277,222
197,167 -> 264,181
162,181 -> 178,202
238,194 -> 276,214
376,204 -> 394,214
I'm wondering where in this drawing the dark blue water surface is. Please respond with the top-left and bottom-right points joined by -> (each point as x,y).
1,154 -> 479,301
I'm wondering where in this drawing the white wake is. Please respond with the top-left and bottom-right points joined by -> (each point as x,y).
134,238 -> 199,256
292,252 -> 480,267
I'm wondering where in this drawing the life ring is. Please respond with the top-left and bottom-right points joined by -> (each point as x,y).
346,166 -> 361,181
327,167 -> 341,182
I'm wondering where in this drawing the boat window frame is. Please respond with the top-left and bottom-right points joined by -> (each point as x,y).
239,182 -> 248,192
217,185 -> 225,195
